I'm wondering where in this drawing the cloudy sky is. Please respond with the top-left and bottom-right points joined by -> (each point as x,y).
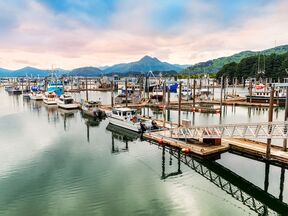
0,0 -> 287,70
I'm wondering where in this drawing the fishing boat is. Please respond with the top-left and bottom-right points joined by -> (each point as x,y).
108,108 -> 157,133
47,81 -> 64,96
43,92 -> 57,105
246,88 -> 286,106
57,94 -> 79,109
81,101 -> 105,118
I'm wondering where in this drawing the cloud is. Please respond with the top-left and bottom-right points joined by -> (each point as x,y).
0,0 -> 287,69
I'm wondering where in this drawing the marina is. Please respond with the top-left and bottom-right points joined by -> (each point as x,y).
1,1 -> 288,215
1,79 -> 288,215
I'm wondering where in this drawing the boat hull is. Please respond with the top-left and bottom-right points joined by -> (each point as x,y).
57,103 -> 79,110
29,95 -> 43,100
108,116 -> 141,133
43,99 -> 57,105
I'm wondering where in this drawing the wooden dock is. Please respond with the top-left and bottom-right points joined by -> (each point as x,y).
225,138 -> 288,164
144,130 -> 229,156
144,130 -> 288,164
201,99 -> 278,107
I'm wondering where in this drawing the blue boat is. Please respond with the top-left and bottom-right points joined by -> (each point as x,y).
165,81 -> 178,93
47,81 -> 64,96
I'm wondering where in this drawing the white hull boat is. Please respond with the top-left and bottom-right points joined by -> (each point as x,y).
108,108 -> 157,133
29,92 -> 43,100
57,94 -> 79,110
43,92 -> 57,105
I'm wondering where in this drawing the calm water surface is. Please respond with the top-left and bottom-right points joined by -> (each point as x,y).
0,88 -> 287,216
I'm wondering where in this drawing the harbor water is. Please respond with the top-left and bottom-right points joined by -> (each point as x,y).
0,88 -> 287,216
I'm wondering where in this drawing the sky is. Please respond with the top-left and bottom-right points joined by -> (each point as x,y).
0,0 -> 288,70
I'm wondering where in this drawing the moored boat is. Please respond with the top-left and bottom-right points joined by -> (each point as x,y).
43,92 -> 57,105
57,94 -> 79,109
81,101 -> 105,118
108,107 -> 157,133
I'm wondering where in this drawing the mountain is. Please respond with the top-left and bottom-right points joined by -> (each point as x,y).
0,68 -> 12,77
12,66 -> 49,77
184,44 -> 288,74
173,64 -> 191,69
68,67 -> 103,77
103,55 -> 182,74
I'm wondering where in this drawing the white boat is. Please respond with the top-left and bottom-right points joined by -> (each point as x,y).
108,108 -> 157,133
29,91 -> 43,100
57,94 -> 79,109
150,87 -> 163,101
177,85 -> 192,99
43,92 -> 57,105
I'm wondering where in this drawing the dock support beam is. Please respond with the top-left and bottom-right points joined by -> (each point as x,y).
266,86 -> 275,159
220,77 -> 223,113
111,79 -> 114,107
284,87 -> 288,151
85,77 -> 88,101
178,81 -> 182,127
125,78 -> 128,107
193,79 -> 196,108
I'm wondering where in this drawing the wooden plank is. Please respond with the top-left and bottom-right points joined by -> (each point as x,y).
144,132 -> 229,156
225,138 -> 288,163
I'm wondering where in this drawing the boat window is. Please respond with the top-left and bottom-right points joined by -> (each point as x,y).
112,110 -> 118,115
131,111 -> 136,115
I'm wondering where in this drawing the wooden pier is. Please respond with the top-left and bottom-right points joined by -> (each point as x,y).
226,138 -> 288,164
144,131 -> 229,156
144,121 -> 288,165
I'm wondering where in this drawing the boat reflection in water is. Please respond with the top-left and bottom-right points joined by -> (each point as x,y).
58,109 -> 78,131
157,142 -> 288,216
83,113 -> 105,143
106,123 -> 140,154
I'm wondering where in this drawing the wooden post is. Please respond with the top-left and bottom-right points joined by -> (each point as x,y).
283,87 -> 288,151
193,79 -> 196,108
220,77 -> 223,112
207,78 -> 210,96
163,81 -> 166,128
85,77 -> 88,101
212,79 -> 215,100
162,80 -> 166,104
249,80 -> 252,103
21,78 -> 24,94
223,77 -> 227,101
266,86 -> 274,159
111,79 -> 114,107
167,86 -> 170,106
178,81 -> 182,127
125,78 -> 128,107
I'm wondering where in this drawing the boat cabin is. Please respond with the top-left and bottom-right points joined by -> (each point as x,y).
112,108 -> 137,118
59,95 -> 74,104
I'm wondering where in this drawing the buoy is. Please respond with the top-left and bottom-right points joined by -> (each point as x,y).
182,148 -> 191,153
158,137 -> 164,145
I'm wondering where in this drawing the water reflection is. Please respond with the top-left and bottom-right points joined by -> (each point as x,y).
161,146 -> 182,180
107,124 -> 140,154
156,143 -> 288,215
58,109 -> 78,131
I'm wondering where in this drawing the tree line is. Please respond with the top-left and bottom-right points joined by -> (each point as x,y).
216,52 -> 288,80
